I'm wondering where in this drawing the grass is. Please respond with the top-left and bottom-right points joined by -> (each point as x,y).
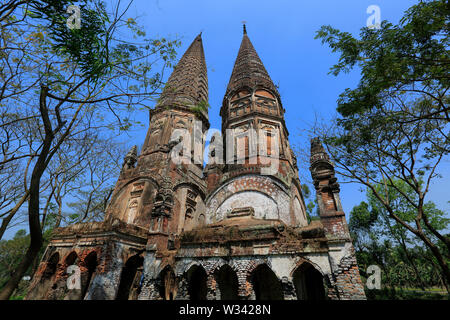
366,287 -> 449,300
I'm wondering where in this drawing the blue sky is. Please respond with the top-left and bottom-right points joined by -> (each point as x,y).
123,0 -> 449,217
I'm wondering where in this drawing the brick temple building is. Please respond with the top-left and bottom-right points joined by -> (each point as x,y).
26,27 -> 366,300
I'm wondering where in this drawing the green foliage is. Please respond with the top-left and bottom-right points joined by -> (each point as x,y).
315,0 -> 449,118
365,287 -> 449,300
0,230 -> 30,290
349,181 -> 449,291
315,0 -> 449,290
191,100 -> 210,116
0,228 -> 54,295
26,1 -> 110,78
301,184 -> 318,223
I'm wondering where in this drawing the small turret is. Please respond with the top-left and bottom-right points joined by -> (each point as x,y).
309,137 -> 349,239
123,145 -> 138,170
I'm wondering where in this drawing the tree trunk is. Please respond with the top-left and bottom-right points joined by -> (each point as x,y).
0,87 -> 53,300
379,199 -> 450,294
417,233 -> 450,293
0,192 -> 29,240
397,234 -> 426,290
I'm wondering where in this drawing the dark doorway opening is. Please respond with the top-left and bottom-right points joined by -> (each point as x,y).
44,252 -> 59,278
64,252 -> 78,267
187,265 -> 207,300
116,254 -> 144,300
158,266 -> 177,300
81,252 -> 98,299
250,264 -> 283,300
292,263 -> 326,300
216,265 -> 239,300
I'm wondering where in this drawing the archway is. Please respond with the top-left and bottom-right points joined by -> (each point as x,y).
158,266 -> 177,300
63,251 -> 80,300
43,252 -> 60,278
250,264 -> 283,300
292,263 -> 326,300
64,251 -> 78,267
187,265 -> 207,300
216,265 -> 239,300
81,252 -> 98,299
116,254 -> 144,300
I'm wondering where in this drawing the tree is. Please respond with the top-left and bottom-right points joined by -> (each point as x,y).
0,0 -> 179,299
315,0 -> 449,126
314,0 -> 450,288
349,181 -> 449,291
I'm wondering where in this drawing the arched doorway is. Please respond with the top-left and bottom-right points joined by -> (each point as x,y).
250,264 -> 283,300
82,252 -> 98,299
187,265 -> 207,300
44,252 -> 60,278
63,251 -> 80,300
64,252 -> 78,267
116,254 -> 144,300
292,263 -> 326,300
216,265 -> 239,300
158,266 -> 177,300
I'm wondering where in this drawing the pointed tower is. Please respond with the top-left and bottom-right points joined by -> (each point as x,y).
142,33 -> 209,156
225,25 -> 279,98
104,34 -> 210,235
310,137 -> 346,228
205,26 -> 308,227
26,34 -> 212,301
309,137 -> 366,299
156,33 -> 209,119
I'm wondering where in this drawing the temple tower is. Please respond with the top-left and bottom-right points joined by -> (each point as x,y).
26,34 -> 211,300
104,33 -> 210,247
205,26 -> 308,227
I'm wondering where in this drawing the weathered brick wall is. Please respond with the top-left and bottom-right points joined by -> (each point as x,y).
328,249 -> 366,300
320,214 -> 349,240
138,253 -> 362,300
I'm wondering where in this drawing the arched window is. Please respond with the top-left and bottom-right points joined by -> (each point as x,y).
198,214 -> 205,226
116,254 -> 144,300
82,252 -> 98,299
155,194 -> 164,204
158,266 -> 177,300
43,252 -> 59,278
250,264 -> 283,300
64,251 -> 78,267
165,195 -> 173,205
187,265 -> 207,300
215,265 -> 239,300
292,263 -> 325,300
266,130 -> 272,156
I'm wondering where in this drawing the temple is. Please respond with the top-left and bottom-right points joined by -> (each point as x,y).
26,27 -> 366,300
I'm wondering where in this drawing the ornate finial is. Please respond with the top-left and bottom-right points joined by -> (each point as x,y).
310,137 -> 333,170
123,145 -> 138,170
242,21 -> 247,34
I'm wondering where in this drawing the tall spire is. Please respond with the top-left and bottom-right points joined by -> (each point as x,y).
157,33 -> 208,111
226,26 -> 277,95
